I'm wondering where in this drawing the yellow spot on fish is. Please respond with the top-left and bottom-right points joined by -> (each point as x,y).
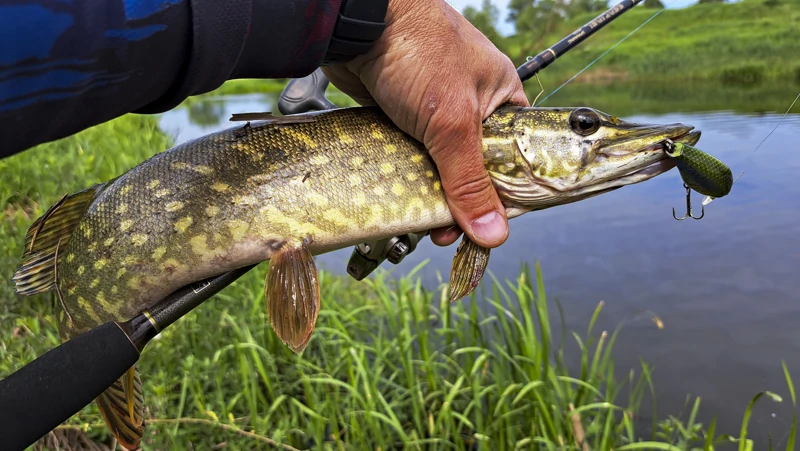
373,186 -> 385,196
83,226 -> 92,239
420,185 -> 429,195
104,237 -> 114,247
88,242 -> 97,252
307,192 -> 328,207
406,173 -> 418,182
122,255 -> 137,266
426,170 -> 434,178
155,188 -> 171,198
206,206 -> 220,217
90,278 -> 100,289
353,193 -> 366,206
391,183 -> 405,196
433,181 -> 442,192
76,296 -> 100,323
147,180 -> 161,189
77,265 -> 85,276
412,155 -> 424,163
364,205 -> 384,228
234,195 -> 258,206
290,131 -> 317,149
66,253 -> 75,263
194,165 -> 213,175
161,258 -> 181,273
97,291 -> 106,304
258,205 -> 323,238
165,201 -> 184,212
127,276 -> 142,290
339,133 -> 354,144
311,155 -> 330,165
385,143 -> 397,154
348,174 -> 362,186
116,203 -> 128,214
212,182 -> 229,192
120,220 -> 133,232
117,267 -> 127,278
323,209 -> 351,228
174,217 -> 193,233
351,156 -> 364,167
152,246 -> 166,261
111,285 -> 118,295
404,198 -> 427,221
94,259 -> 107,270
190,234 -> 210,256
372,129 -> 385,140
120,185 -> 133,195
170,161 -> 190,171
227,219 -> 249,241
381,163 -> 395,175
131,234 -> 148,246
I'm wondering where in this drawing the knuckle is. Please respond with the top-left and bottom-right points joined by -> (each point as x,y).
445,171 -> 496,208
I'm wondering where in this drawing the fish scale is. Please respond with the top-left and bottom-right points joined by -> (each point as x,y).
13,104 -> 702,449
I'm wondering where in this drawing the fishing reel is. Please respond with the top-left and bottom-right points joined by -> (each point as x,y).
278,69 -> 428,280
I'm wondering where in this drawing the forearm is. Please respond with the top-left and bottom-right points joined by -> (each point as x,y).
0,0 -> 342,159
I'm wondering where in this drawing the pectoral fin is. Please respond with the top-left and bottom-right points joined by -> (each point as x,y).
95,366 -> 145,450
265,239 -> 320,353
449,235 -> 491,303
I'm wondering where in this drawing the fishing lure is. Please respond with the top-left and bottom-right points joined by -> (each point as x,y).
665,140 -> 733,220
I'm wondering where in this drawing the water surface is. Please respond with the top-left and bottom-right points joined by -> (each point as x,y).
159,81 -> 800,444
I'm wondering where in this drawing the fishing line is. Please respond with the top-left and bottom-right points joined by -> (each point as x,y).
730,91 -> 800,185
535,8 -> 665,106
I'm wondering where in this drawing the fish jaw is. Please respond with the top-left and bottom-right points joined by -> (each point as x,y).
480,106 -> 702,212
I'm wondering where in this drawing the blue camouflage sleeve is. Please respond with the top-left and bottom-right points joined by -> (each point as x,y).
0,0 -> 342,159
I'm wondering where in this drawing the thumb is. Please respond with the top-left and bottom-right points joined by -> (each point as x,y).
426,111 -> 508,249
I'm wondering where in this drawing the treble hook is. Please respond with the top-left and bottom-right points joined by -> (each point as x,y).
673,183 -> 704,220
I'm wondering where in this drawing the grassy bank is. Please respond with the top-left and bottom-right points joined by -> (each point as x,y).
0,115 -> 796,449
502,0 -> 800,88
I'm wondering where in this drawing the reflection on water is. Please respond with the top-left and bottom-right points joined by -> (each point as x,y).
159,82 -> 800,443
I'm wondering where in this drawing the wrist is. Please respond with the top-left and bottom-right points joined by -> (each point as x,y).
322,0 -> 390,65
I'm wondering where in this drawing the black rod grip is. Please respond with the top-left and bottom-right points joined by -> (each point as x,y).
0,321 -> 140,451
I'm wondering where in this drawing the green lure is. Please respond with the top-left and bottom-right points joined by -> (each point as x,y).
665,141 -> 733,202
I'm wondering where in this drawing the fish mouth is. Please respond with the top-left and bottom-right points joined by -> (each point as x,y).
577,125 -> 702,197
620,128 -> 701,181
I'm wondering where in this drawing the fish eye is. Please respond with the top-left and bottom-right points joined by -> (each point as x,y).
569,108 -> 601,136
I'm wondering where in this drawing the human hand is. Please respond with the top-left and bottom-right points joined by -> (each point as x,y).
322,0 -> 529,249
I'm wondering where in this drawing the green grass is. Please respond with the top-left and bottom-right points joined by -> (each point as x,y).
501,0 -> 800,88
0,113 -> 797,449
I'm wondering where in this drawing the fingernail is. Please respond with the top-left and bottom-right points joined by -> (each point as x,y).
471,211 -> 507,244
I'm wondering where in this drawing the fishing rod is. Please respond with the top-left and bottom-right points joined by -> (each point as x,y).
516,0 -> 644,82
0,1 -> 644,447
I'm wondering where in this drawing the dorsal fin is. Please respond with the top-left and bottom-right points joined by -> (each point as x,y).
13,183 -> 104,295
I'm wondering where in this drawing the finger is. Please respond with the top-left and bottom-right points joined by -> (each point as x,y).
430,225 -> 462,247
425,106 -> 508,249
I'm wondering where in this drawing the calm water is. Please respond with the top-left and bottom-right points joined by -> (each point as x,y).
160,83 -> 800,444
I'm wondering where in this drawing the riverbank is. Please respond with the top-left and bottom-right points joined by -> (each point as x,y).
1,114 -> 795,449
502,0 -> 800,87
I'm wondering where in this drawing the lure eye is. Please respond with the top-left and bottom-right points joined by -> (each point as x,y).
569,108 -> 601,136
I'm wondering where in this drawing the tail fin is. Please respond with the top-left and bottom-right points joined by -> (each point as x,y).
95,366 -> 145,450
13,183 -> 104,295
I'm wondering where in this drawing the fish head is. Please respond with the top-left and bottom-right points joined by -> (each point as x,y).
482,105 -> 701,215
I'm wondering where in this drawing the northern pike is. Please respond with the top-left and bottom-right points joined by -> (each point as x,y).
13,105 -> 700,448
